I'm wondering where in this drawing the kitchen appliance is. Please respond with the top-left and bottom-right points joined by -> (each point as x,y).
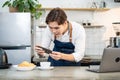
109,37 -> 120,48
0,48 -> 8,65
0,48 -> 12,69
114,0 -> 120,2
109,22 -> 120,48
0,13 -> 31,65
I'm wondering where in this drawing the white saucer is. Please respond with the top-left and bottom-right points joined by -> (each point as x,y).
37,66 -> 54,70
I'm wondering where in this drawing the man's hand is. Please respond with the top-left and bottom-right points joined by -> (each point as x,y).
35,45 -> 45,56
49,51 -> 62,60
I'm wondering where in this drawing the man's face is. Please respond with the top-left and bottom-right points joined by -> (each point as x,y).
48,21 -> 66,36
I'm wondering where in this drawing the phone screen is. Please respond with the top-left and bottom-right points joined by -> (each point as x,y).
36,46 -> 52,54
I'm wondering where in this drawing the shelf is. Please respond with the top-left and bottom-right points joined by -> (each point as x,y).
41,8 -> 110,11
83,25 -> 104,28
38,25 -> 47,28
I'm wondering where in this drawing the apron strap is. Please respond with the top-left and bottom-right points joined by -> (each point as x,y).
69,22 -> 72,42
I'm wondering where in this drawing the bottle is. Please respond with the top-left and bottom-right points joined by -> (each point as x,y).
82,20 -> 86,26
87,20 -> 91,26
100,0 -> 106,8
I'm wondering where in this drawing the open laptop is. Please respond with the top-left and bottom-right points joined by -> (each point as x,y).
87,48 -> 120,73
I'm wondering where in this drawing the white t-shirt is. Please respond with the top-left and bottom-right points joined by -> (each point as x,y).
41,21 -> 86,62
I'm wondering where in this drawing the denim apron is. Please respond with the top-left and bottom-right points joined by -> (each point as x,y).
48,22 -> 81,66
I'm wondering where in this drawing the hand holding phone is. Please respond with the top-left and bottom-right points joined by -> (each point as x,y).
36,46 -> 52,54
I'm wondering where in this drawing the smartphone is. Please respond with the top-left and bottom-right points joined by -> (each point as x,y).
36,46 -> 52,54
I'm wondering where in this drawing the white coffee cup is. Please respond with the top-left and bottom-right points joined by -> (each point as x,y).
40,62 -> 51,68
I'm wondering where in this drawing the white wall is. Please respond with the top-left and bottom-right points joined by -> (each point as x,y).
39,0 -> 90,8
0,0 -> 9,12
38,0 -> 120,8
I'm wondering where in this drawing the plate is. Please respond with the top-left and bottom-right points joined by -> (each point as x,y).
37,66 -> 54,70
13,65 -> 36,71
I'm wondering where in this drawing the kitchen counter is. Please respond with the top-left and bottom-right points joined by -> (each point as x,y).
0,66 -> 120,80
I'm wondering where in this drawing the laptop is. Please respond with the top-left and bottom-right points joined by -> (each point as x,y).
87,48 -> 120,73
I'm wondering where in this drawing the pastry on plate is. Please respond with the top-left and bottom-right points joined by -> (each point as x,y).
18,61 -> 35,67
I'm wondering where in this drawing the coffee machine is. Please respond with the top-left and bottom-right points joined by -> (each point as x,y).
109,37 -> 120,48
109,22 -> 120,48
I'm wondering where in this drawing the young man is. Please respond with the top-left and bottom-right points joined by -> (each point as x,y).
35,7 -> 86,66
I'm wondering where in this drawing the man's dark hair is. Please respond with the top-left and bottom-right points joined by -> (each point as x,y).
46,7 -> 67,25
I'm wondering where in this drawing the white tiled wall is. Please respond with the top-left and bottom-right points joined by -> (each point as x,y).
35,26 -> 45,45
85,27 -> 106,56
